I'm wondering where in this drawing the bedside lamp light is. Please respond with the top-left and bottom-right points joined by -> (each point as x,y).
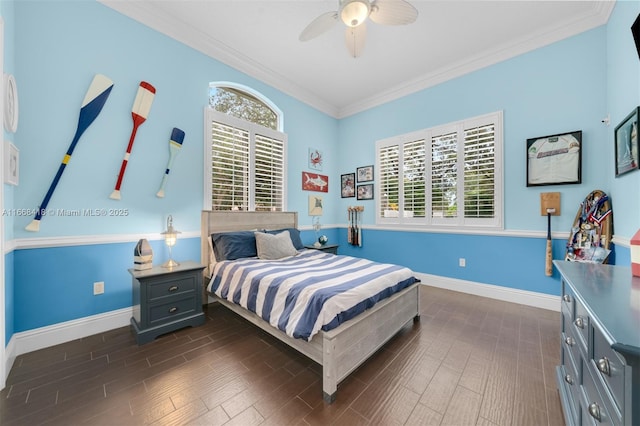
161,215 -> 181,268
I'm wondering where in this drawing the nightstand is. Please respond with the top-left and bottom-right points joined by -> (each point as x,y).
129,261 -> 205,345
304,244 -> 339,255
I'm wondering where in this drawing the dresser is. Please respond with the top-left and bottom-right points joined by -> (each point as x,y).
129,261 -> 205,345
554,261 -> 640,426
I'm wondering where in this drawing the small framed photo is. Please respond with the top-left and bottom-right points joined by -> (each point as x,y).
356,165 -> 374,182
357,183 -> 374,200
614,106 -> 639,177
526,130 -> 581,187
308,195 -> 323,216
341,173 -> 355,198
4,141 -> 18,186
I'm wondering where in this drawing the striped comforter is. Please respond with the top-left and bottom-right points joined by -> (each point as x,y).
207,250 -> 418,341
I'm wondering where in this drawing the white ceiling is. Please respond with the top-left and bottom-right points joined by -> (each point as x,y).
100,1 -> 614,118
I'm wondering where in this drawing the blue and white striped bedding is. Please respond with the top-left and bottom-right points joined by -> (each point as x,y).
207,249 -> 418,341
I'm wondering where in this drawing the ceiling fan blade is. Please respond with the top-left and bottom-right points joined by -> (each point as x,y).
370,0 -> 418,25
345,23 -> 367,58
299,11 -> 339,41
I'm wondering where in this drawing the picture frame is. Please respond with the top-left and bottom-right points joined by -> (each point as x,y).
302,171 -> 328,192
308,148 -> 323,171
357,183 -> 374,200
341,173 -> 355,198
4,141 -> 18,186
356,165 -> 374,182
526,130 -> 582,187
308,195 -> 323,216
614,106 -> 639,177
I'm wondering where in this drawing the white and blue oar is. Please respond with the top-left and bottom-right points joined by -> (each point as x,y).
156,127 -> 185,198
26,74 -> 114,232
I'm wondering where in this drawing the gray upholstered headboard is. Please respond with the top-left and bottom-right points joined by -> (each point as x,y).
200,210 -> 298,276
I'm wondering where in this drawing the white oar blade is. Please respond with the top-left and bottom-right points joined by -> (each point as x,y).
370,0 -> 418,25
81,74 -> 114,107
345,23 -> 367,58
300,11 -> 338,41
132,81 -> 156,119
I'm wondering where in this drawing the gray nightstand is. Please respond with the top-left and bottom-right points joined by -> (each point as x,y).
129,261 -> 205,345
304,244 -> 339,255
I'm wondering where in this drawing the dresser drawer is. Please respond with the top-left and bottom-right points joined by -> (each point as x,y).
562,344 -> 582,419
581,361 -> 618,426
149,295 -> 198,325
561,281 -> 576,318
592,326 -> 626,417
563,328 -> 581,379
573,296 -> 590,354
149,275 -> 197,301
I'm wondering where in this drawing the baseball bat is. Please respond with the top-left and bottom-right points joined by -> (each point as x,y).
25,74 -> 114,232
110,81 -> 156,200
156,127 -> 185,198
545,209 -> 554,276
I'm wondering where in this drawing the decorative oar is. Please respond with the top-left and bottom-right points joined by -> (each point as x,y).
25,74 -> 114,232
110,81 -> 156,200
156,127 -> 185,198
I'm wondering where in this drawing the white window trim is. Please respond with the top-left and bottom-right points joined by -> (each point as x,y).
203,108 -> 288,211
375,111 -> 503,231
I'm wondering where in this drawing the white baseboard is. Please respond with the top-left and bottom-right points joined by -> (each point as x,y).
415,272 -> 560,312
9,307 -> 133,359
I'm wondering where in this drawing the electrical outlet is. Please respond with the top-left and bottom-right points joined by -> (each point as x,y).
459,258 -> 466,267
93,281 -> 105,295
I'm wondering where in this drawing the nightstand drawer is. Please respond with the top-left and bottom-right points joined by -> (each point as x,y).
149,275 -> 197,301
592,326 -> 626,416
149,295 -> 198,325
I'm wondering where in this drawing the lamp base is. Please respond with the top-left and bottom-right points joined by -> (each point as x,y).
162,259 -> 180,269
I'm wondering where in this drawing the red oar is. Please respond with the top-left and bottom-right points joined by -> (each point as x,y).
110,81 -> 156,200
26,74 -> 114,232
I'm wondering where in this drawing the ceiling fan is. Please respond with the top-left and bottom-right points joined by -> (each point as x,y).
299,0 -> 418,58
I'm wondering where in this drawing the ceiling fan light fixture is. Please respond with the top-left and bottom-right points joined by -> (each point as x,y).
340,0 -> 370,27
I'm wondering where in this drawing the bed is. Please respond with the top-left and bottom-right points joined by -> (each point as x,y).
200,210 -> 421,403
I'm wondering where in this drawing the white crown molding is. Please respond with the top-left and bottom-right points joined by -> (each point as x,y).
338,1 -> 615,118
99,1 -> 613,119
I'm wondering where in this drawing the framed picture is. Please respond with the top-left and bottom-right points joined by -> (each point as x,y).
341,173 -> 355,198
302,171 -> 328,192
308,195 -> 323,216
526,130 -> 582,187
4,141 -> 18,186
357,183 -> 374,200
308,148 -> 323,171
614,106 -> 639,177
356,165 -> 374,182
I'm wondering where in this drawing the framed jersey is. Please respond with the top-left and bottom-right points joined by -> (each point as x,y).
526,130 -> 582,187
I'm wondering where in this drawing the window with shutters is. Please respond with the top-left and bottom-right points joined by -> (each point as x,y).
376,111 -> 503,229
204,84 -> 286,211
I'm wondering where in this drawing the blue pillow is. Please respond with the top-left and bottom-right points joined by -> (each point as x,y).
211,231 -> 257,261
264,228 -> 304,250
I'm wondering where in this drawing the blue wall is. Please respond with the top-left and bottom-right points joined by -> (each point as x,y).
3,1 -> 639,347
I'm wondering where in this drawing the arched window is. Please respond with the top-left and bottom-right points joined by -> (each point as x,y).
204,83 -> 287,212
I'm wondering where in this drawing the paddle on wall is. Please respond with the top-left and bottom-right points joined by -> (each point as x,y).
110,81 -> 156,200
26,74 -> 114,232
156,127 -> 185,198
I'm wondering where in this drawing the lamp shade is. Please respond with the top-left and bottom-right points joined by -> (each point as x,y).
161,215 -> 181,268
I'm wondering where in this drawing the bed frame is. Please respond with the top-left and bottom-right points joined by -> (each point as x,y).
201,210 -> 420,403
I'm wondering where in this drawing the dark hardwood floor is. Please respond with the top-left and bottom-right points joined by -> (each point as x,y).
0,286 -> 565,425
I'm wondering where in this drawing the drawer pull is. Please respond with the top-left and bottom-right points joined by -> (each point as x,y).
588,403 -> 602,422
562,294 -> 571,303
564,336 -> 575,347
574,316 -> 584,329
597,357 -> 611,376
168,286 -> 179,292
168,307 -> 178,314
564,374 -> 573,385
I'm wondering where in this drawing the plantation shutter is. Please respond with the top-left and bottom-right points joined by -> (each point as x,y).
464,123 -> 495,219
206,109 -> 287,212
379,144 -> 399,217
431,131 -> 458,219
403,139 -> 426,218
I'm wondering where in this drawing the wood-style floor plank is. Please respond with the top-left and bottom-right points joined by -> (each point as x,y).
0,286 -> 565,426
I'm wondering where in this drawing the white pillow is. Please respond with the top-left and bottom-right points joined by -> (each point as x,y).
254,231 -> 298,260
